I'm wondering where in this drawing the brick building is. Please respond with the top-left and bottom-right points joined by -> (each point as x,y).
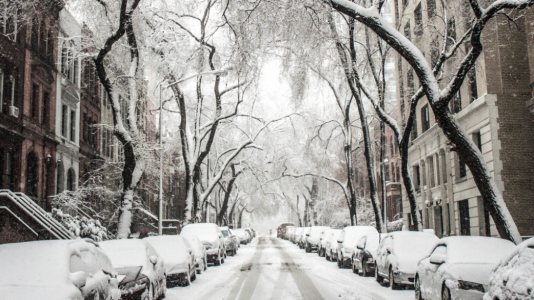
392,0 -> 534,238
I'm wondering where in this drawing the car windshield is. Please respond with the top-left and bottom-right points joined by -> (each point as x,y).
221,230 -> 229,237
393,234 -> 436,258
99,241 -> 147,268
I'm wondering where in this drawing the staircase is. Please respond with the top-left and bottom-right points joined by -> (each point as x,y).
0,190 -> 74,243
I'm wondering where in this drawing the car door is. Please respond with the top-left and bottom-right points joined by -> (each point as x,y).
378,236 -> 392,276
428,245 -> 447,300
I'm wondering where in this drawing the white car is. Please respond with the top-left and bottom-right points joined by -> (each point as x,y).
485,237 -> 534,300
181,223 -> 225,266
183,234 -> 208,274
0,239 -> 120,300
375,231 -> 438,289
318,228 -> 333,257
99,239 -> 166,300
299,227 -> 310,249
325,229 -> 343,262
234,228 -> 250,244
293,227 -> 303,244
337,226 -> 379,268
145,235 -> 197,287
416,236 -> 515,300
286,226 -> 297,241
305,226 -> 330,253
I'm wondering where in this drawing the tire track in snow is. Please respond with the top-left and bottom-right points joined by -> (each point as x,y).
272,238 -> 326,300
226,237 -> 267,300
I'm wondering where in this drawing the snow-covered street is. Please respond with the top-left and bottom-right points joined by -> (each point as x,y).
166,237 -> 413,300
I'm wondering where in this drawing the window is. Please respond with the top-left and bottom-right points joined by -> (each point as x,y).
66,168 -> 75,191
431,245 -> 447,257
459,157 -> 467,178
421,104 -> 430,132
411,112 -> 418,140
403,22 -> 411,41
8,74 -> 14,106
447,18 -> 456,48
26,152 -> 38,196
61,44 -> 68,75
414,4 -> 423,36
451,92 -> 462,113
42,92 -> 49,125
70,110 -> 75,142
468,69 -> 478,102
5,150 -> 14,190
414,165 -> 421,192
39,21 -> 46,56
435,154 -> 441,185
430,39 -> 439,67
47,31 -> 54,63
426,0 -> 436,19
459,199 -> 471,236
56,162 -> 64,194
61,105 -> 68,137
472,131 -> 482,151
31,84 -> 39,119
31,20 -> 39,51
0,68 -> 3,112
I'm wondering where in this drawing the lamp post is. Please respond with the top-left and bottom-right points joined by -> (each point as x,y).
157,69 -> 229,235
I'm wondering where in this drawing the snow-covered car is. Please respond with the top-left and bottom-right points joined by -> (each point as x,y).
375,231 -> 438,289
99,239 -> 166,299
318,228 -> 333,257
234,228 -> 250,244
182,234 -> 208,274
0,239 -> 120,300
352,232 -> 380,276
285,225 -> 296,240
299,227 -> 310,249
277,222 -> 295,238
325,229 -> 343,262
220,226 -> 238,256
181,223 -> 225,266
415,236 -> 515,300
245,228 -> 255,241
144,235 -> 197,287
292,227 -> 303,244
484,237 -> 534,300
305,226 -> 330,253
337,226 -> 379,268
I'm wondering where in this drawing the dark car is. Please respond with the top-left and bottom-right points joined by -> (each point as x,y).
277,222 -> 295,238
352,233 -> 380,276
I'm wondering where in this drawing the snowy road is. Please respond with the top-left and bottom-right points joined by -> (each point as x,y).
165,237 -> 414,300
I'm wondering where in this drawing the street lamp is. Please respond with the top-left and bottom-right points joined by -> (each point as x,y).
157,69 -> 229,235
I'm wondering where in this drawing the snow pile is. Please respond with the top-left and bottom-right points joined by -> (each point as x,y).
387,219 -> 403,232
52,208 -> 111,241
484,238 -> 534,300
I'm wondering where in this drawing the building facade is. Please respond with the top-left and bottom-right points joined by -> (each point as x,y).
56,8 -> 81,194
392,0 -> 534,238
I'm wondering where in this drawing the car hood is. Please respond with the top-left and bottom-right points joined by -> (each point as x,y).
445,263 -> 495,286
308,237 -> 320,245
163,255 -> 191,274
0,285 -> 82,300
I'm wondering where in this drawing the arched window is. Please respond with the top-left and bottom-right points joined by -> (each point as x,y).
47,31 -> 54,63
26,152 -> 38,196
56,161 -> 64,194
66,168 -> 75,191
39,21 -> 46,56
31,19 -> 39,51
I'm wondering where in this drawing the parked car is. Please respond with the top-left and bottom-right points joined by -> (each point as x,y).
277,222 -> 295,238
181,223 -> 225,266
234,228 -> 251,244
337,226 -> 379,268
325,229 -> 343,262
292,227 -> 303,244
415,236 -> 515,300
299,227 -> 310,249
285,225 -> 296,240
245,228 -> 254,241
305,226 -> 331,253
0,239 -> 120,300
484,237 -> 534,300
352,232 -> 381,276
99,239 -> 166,300
318,228 -> 333,257
145,235 -> 197,287
375,231 -> 438,289
182,234 -> 208,274
220,226 -> 238,256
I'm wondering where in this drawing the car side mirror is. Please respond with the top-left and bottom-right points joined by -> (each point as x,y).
357,244 -> 364,250
430,254 -> 446,265
70,271 -> 87,288
306,234 -> 310,237
149,255 -> 158,265
337,240 -> 343,244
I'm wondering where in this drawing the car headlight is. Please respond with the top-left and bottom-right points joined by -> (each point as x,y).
457,280 -> 484,292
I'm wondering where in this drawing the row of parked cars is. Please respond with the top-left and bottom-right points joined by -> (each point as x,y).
0,224 -> 257,300
284,225 -> 534,300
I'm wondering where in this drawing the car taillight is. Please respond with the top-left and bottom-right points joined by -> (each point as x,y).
367,258 -> 373,262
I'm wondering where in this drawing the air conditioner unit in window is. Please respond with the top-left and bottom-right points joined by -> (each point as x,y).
8,106 -> 19,118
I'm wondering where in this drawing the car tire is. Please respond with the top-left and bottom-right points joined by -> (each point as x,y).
305,244 -> 311,253
352,262 -> 358,274
375,266 -> 384,284
191,268 -> 197,282
214,254 -> 221,266
361,265 -> 368,277
203,258 -> 207,271
389,268 -> 400,290
442,286 -> 451,300
415,275 -> 424,300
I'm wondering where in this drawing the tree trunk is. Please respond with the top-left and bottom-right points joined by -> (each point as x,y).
433,105 -> 522,243
217,165 -> 240,225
